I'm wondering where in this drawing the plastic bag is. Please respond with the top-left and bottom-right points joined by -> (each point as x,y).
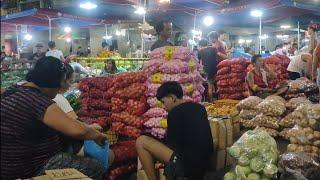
279,111 -> 306,128
255,127 -> 279,137
237,96 -> 263,111
226,129 -> 279,179
251,114 -> 280,129
286,97 -> 311,111
279,128 -> 292,140
239,109 -> 258,120
257,96 -> 286,116
278,152 -> 320,180
84,140 -> 110,170
289,125 -> 320,146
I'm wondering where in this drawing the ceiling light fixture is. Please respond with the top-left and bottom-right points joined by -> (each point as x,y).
203,16 -> 214,26
134,6 -> 146,15
79,1 -> 97,10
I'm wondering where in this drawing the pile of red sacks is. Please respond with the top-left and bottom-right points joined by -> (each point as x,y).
216,58 -> 251,100
109,72 -> 149,138
78,77 -> 113,128
107,141 -> 137,180
264,54 -> 290,87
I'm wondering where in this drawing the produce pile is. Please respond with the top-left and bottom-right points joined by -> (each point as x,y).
216,58 -> 250,100
251,96 -> 286,137
206,99 -> 239,117
237,96 -> 262,121
286,78 -> 320,103
263,54 -> 290,87
286,104 -> 320,157
278,152 -> 320,180
224,129 -> 279,180
78,77 -> 113,128
107,141 -> 137,180
1,68 -> 28,88
142,46 -> 205,139
109,72 -> 149,138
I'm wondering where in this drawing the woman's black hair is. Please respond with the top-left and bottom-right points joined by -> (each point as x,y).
65,63 -> 74,80
105,59 -> 117,73
156,81 -> 183,100
251,54 -> 262,64
26,56 -> 66,88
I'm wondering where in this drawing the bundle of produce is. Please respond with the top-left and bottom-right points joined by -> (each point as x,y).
77,77 -> 113,128
264,54 -> 290,86
109,72 -> 149,138
206,99 -> 239,117
285,97 -> 311,111
243,96 -> 286,137
224,129 -> 279,180
285,77 -> 319,102
236,96 -> 262,121
216,58 -> 251,100
142,46 -> 205,139
111,141 -> 137,164
107,161 -> 137,180
278,152 -> 320,180
286,104 -> 320,157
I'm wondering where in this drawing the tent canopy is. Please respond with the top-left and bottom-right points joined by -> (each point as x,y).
1,8 -> 102,32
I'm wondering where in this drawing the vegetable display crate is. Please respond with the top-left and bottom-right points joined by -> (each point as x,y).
104,130 -> 118,145
75,57 -> 149,72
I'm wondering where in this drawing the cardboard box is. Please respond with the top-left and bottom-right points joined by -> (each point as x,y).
32,168 -> 91,180
210,149 -> 226,171
218,120 -> 227,150
209,118 -> 219,150
225,118 -> 233,147
233,123 -> 240,137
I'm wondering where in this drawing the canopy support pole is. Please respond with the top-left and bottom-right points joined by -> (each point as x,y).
259,16 -> 262,54
139,0 -> 146,57
48,17 -> 52,41
15,24 -> 20,58
298,21 -> 300,50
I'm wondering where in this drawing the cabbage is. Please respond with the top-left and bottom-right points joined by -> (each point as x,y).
245,147 -> 259,159
228,146 -> 242,159
250,157 -> 265,172
238,155 -> 250,166
224,171 -> 236,180
260,175 -> 270,180
247,173 -> 260,180
263,164 -> 278,178
262,152 -> 278,164
235,165 -> 251,177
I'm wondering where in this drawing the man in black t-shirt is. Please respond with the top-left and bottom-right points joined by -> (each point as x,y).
29,43 -> 45,61
136,81 -> 213,180
150,21 -> 173,51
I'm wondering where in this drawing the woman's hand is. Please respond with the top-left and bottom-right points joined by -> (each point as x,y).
89,123 -> 103,131
94,132 -> 109,147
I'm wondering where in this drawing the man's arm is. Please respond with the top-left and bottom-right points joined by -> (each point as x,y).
247,72 -> 269,92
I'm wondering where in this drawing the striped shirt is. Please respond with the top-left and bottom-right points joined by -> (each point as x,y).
1,85 -> 63,179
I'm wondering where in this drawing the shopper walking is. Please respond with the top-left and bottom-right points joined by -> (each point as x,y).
198,32 -> 219,101
46,41 -> 66,62
1,56 -> 111,179
136,81 -> 213,180
150,20 -> 173,51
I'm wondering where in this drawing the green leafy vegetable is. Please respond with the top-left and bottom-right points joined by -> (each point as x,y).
224,171 -> 236,180
247,173 -> 260,180
250,157 -> 265,172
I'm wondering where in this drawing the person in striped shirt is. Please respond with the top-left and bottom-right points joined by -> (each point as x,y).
1,57 -> 110,179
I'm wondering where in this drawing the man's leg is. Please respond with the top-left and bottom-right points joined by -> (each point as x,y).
136,135 -> 173,180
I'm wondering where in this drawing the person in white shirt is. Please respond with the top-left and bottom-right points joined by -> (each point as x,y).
46,41 -> 66,62
287,53 -> 312,80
